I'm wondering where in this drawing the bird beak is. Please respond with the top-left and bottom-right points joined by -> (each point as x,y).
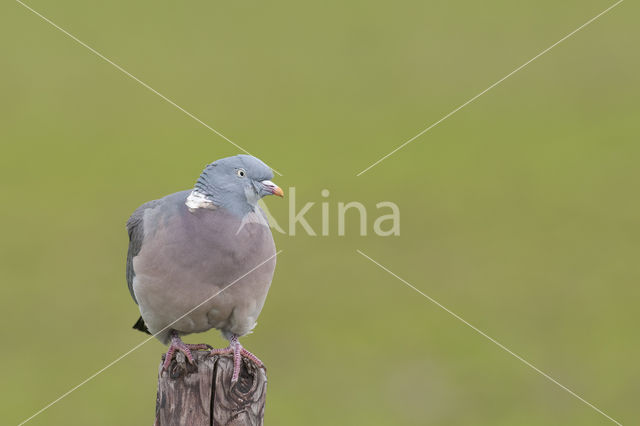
261,180 -> 284,197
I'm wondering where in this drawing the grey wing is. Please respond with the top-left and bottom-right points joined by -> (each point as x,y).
126,199 -> 162,304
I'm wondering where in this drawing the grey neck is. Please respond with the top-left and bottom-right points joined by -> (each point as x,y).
194,174 -> 255,217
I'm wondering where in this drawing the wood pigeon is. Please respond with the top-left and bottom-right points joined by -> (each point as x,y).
126,155 -> 283,382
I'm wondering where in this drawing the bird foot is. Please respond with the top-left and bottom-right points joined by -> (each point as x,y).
209,337 -> 264,383
162,333 -> 212,371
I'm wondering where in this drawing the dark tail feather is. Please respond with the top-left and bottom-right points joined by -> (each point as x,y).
132,316 -> 151,335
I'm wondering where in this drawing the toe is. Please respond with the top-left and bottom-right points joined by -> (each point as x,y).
209,347 -> 233,356
240,348 -> 264,368
187,343 -> 213,351
177,346 -> 195,363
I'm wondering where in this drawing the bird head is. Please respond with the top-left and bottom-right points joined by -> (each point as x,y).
193,155 -> 283,216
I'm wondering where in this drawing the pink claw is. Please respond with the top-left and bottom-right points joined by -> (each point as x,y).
162,332 -> 212,371
209,335 -> 264,383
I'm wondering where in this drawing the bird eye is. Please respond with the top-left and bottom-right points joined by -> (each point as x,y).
237,168 -> 246,177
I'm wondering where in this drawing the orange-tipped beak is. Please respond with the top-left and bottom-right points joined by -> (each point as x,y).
271,185 -> 284,197
261,180 -> 284,197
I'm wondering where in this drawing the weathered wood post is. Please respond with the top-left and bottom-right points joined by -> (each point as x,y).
155,351 -> 267,425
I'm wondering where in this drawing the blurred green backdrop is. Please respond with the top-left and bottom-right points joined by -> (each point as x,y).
1,0 -> 638,425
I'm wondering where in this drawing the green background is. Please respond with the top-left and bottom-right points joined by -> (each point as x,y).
1,0 -> 638,425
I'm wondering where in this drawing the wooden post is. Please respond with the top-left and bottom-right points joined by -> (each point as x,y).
155,350 -> 267,425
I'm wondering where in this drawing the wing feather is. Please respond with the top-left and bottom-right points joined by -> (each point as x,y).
126,199 -> 162,303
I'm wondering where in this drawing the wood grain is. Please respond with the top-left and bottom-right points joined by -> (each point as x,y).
155,351 -> 267,426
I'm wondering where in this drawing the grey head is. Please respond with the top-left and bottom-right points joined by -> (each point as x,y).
192,154 -> 283,217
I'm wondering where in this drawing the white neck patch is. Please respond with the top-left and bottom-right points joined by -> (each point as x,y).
185,190 -> 216,211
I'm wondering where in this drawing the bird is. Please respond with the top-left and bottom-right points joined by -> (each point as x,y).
126,154 -> 283,382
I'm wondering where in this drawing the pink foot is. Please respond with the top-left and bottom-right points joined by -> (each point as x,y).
162,331 -> 212,371
209,335 -> 264,383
